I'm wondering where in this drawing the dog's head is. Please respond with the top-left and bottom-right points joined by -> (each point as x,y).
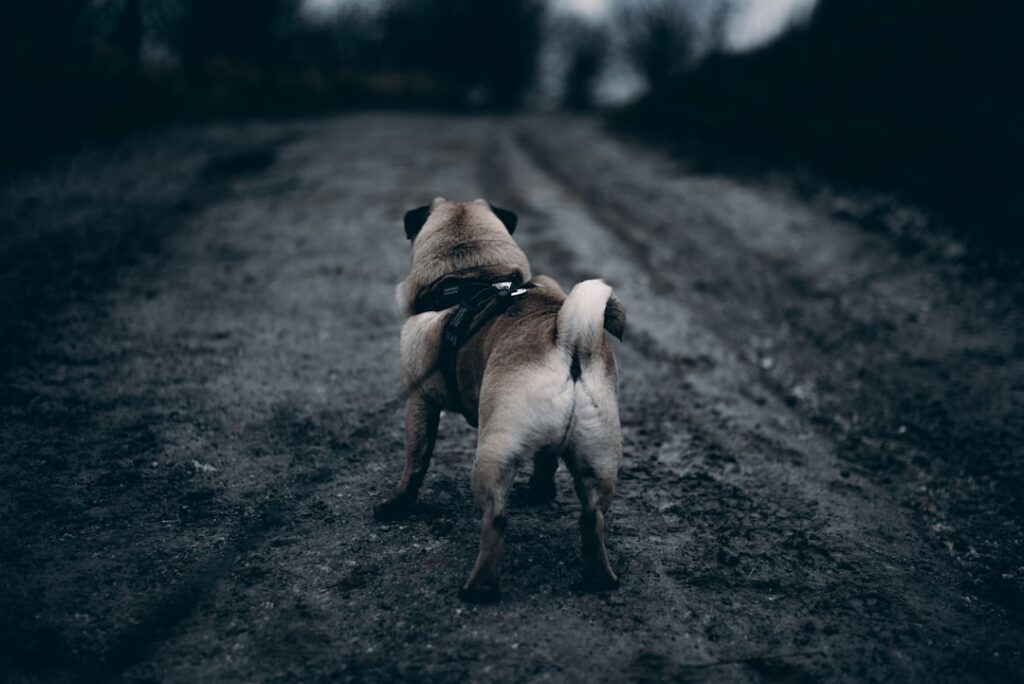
396,198 -> 531,315
404,198 -> 518,241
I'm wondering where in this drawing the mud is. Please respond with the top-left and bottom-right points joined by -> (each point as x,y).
1,114 -> 1021,682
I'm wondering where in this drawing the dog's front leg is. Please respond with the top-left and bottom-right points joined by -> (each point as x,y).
373,395 -> 440,521
526,446 -> 558,504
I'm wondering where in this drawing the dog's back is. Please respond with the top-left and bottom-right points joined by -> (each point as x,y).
468,277 -> 622,459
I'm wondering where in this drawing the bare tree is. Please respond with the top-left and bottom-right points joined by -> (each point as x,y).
177,0 -> 300,81
615,0 -> 697,91
382,0 -> 546,109
560,19 -> 609,111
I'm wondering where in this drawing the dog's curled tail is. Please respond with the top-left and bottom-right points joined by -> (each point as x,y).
556,280 -> 625,373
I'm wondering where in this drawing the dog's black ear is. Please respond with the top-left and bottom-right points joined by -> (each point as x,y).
604,294 -> 626,341
404,205 -> 431,240
491,205 -> 518,234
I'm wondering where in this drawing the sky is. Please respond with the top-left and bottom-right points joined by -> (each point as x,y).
725,0 -> 818,50
302,0 -> 818,51
557,0 -> 819,50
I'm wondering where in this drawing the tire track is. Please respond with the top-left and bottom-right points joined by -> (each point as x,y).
476,122 -> 1021,677
3,117 -> 420,681
82,396 -> 405,680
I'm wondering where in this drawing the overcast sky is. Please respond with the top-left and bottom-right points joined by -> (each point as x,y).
725,0 -> 817,49
303,0 -> 819,51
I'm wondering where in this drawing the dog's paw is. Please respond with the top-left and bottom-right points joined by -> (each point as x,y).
577,571 -> 621,593
524,479 -> 556,506
373,496 -> 413,522
458,583 -> 501,604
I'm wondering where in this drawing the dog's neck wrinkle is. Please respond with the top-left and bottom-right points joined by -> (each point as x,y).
419,239 -> 518,268
445,262 -> 524,279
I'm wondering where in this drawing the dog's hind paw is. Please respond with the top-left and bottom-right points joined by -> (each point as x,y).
373,496 -> 414,522
458,584 -> 501,604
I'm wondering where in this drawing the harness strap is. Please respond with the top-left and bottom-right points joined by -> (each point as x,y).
412,273 -> 519,314
417,274 -> 532,413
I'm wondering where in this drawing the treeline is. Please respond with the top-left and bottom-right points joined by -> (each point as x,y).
616,0 -> 1024,248
0,0 -> 546,166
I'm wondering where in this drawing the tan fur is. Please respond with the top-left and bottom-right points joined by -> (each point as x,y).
376,198 -> 623,601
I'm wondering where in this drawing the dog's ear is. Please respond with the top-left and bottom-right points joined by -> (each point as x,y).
490,205 -> 518,234
604,294 -> 626,341
404,205 -> 431,240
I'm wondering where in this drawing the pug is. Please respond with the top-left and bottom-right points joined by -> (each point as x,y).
375,198 -> 625,602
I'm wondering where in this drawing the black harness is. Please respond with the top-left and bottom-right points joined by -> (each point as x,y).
412,273 -> 533,412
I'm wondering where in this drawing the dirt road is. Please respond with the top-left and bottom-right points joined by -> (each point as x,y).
2,114 -> 1022,682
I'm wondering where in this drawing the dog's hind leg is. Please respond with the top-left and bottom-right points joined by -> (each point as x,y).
564,429 -> 621,590
374,395 -> 440,521
526,446 -> 558,504
459,434 -> 521,602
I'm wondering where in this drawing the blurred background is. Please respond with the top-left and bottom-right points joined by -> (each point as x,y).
4,0 -> 1023,248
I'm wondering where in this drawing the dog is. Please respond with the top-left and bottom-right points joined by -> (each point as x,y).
374,198 -> 625,602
